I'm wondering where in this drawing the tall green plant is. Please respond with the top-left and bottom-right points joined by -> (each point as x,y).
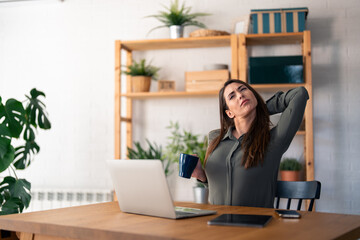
147,0 -> 210,34
165,121 -> 207,166
0,89 -> 51,215
127,139 -> 171,176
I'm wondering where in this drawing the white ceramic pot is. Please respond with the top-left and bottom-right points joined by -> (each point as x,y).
193,187 -> 209,204
169,25 -> 184,39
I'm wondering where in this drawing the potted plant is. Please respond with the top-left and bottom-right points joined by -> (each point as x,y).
164,121 -> 208,203
123,59 -> 160,92
147,0 -> 210,39
279,158 -> 302,181
192,181 -> 208,204
127,139 -> 171,176
0,89 -> 51,216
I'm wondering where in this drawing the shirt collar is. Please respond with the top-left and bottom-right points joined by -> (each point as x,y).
222,126 -> 236,140
222,126 -> 244,141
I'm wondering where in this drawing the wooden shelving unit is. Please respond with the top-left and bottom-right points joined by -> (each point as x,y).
115,35 -> 239,158
115,31 -> 313,182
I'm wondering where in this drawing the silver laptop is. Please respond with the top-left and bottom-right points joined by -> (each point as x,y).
107,159 -> 216,219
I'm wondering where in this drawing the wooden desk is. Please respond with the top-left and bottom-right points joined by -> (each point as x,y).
0,201 -> 360,240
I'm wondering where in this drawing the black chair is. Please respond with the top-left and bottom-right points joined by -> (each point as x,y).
275,181 -> 321,211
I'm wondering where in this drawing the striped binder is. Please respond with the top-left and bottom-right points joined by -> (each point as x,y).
251,8 -> 308,34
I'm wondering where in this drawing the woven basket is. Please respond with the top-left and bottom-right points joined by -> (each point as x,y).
189,29 -> 230,38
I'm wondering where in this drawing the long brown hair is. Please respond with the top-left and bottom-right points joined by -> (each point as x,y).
205,79 -> 270,169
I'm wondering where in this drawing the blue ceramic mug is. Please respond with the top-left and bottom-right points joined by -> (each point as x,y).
178,153 -> 199,179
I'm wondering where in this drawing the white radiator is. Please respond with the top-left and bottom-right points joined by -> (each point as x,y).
24,189 -> 114,212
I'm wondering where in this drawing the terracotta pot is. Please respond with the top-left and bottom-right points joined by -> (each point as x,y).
132,76 -> 151,92
280,170 -> 300,181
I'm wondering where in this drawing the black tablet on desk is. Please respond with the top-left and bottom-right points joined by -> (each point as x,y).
208,214 -> 273,228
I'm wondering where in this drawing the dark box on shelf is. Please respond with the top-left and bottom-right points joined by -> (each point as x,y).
249,56 -> 304,84
250,7 -> 308,34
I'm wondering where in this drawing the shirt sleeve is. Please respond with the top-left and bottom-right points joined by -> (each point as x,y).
266,87 -> 309,151
208,129 -> 220,145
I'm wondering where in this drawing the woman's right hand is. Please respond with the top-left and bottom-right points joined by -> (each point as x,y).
191,158 -> 207,182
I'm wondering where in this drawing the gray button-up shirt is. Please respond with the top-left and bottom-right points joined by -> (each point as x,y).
205,87 -> 309,208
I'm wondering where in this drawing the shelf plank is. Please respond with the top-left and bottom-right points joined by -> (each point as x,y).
245,32 -> 304,46
120,83 -> 305,99
120,91 -> 218,99
296,130 -> 305,135
251,83 -> 305,92
121,36 -> 232,51
120,33 -> 305,51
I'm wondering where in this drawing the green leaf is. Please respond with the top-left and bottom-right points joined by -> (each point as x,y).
13,140 -> 40,169
30,88 -> 45,99
26,88 -> 51,130
0,144 -> 15,173
0,177 -> 31,210
0,134 -> 11,159
1,189 -> 11,200
23,123 -> 36,141
0,197 -> 24,215
0,124 -> 12,138
0,99 -> 25,138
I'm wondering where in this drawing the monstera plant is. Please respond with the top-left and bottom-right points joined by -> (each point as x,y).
0,88 -> 51,215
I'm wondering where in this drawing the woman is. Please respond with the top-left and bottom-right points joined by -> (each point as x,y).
192,79 -> 309,208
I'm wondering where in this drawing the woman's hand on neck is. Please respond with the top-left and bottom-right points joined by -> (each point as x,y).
232,110 -> 256,139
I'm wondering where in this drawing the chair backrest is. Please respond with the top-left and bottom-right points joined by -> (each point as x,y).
275,181 -> 321,211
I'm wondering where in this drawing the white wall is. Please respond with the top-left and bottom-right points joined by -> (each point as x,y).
0,0 -> 359,214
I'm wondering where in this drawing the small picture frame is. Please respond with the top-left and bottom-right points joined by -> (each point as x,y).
232,15 -> 250,34
158,80 -> 176,92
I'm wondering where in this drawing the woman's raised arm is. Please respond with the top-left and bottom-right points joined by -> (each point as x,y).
266,87 -> 309,151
